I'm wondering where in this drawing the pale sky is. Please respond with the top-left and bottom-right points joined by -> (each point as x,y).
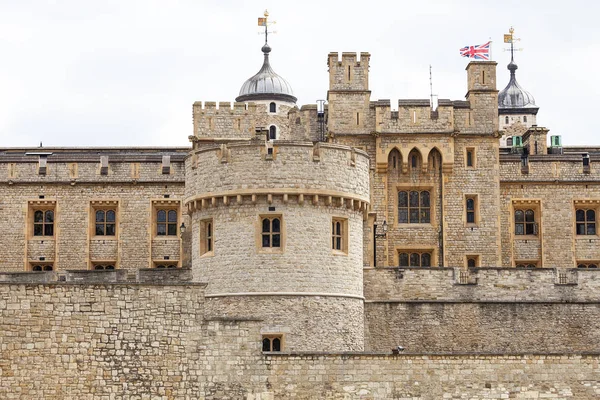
0,0 -> 597,147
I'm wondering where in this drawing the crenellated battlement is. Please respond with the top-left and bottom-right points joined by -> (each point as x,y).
327,52 -> 370,92
373,99 -> 457,134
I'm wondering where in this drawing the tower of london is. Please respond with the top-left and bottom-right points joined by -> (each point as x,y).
1,28 -> 600,399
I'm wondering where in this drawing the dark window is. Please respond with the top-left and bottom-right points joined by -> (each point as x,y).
95,209 -> 116,236
33,210 -> 54,237
207,222 -> 213,252
332,220 -> 343,250
411,155 -> 417,168
515,209 -> 536,235
399,251 -> 433,267
467,258 -> 477,268
32,264 -> 53,271
269,126 -> 277,140
398,190 -> 430,223
262,217 -> 281,248
505,116 -> 509,124
576,209 -> 596,235
262,335 -> 282,352
523,116 -> 528,123
578,263 -> 598,268
507,137 -> 513,147
466,150 -> 473,167
157,209 -> 178,236
269,102 -> 276,113
466,198 -> 476,224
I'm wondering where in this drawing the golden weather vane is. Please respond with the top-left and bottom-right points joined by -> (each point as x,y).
257,9 -> 277,44
503,26 -> 524,59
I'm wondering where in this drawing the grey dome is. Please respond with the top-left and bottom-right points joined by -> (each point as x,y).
498,60 -> 537,109
236,43 -> 297,103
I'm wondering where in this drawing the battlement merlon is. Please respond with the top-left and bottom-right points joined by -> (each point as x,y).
193,101 -> 257,113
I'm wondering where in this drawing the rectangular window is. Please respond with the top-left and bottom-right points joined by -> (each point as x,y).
466,195 -> 478,225
398,250 -> 433,267
91,201 -> 118,237
91,262 -> 116,270
262,334 -> 283,352
514,209 -> 537,235
152,200 -> 180,237
29,200 -> 56,238
30,262 -> 54,271
259,215 -> 283,252
331,217 -> 348,254
398,190 -> 431,224
575,208 -> 596,236
466,255 -> 480,268
466,148 -> 475,167
200,219 -> 214,256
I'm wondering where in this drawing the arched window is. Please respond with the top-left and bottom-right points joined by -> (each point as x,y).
262,335 -> 283,352
467,258 -> 477,268
32,264 -> 53,271
262,217 -> 281,248
507,137 -> 513,147
95,209 -> 116,236
269,125 -> 277,140
157,209 -> 178,236
269,102 -> 276,113
399,251 -> 432,267
578,263 -> 598,268
33,210 -> 54,237
523,115 -> 528,123
505,116 -> 509,124
398,190 -> 430,223
576,209 -> 596,235
515,209 -> 536,235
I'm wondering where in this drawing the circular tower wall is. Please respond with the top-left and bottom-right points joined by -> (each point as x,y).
185,142 -> 369,351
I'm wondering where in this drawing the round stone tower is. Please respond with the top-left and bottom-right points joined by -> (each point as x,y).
184,142 -> 369,351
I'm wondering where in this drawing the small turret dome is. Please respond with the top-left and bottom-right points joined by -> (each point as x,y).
498,60 -> 537,109
236,44 -> 297,103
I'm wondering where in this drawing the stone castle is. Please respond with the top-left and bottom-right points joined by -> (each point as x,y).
1,32 -> 600,399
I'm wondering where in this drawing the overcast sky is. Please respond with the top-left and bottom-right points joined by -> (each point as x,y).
0,0 -> 597,147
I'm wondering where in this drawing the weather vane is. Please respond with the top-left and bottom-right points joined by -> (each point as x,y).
503,26 -> 524,60
257,9 -> 277,44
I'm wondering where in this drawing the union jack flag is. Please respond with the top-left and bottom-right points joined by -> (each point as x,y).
459,41 -> 491,60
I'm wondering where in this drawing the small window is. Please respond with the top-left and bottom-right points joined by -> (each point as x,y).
507,137 -> 513,147
577,262 -> 599,269
92,263 -> 116,270
154,262 -> 178,269
95,209 -> 116,236
576,209 -> 596,235
466,148 -> 475,167
411,155 -> 417,168
516,262 -> 538,268
466,195 -> 477,225
269,102 -> 276,113
33,209 -> 55,237
523,115 -> 528,123
331,218 -> 348,254
514,209 -> 537,235
157,209 -> 178,236
31,263 -> 54,271
261,216 -> 282,248
262,335 -> 283,352
200,219 -> 214,256
269,125 -> 277,140
398,190 -> 430,224
466,255 -> 479,268
398,251 -> 433,267
505,116 -> 509,124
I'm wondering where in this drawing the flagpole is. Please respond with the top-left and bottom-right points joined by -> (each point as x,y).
489,37 -> 493,61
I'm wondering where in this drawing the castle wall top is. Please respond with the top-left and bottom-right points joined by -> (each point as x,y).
327,52 -> 370,92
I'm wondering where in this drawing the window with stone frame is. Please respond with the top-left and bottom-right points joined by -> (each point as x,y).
575,208 -> 596,235
514,209 -> 537,235
92,262 -> 116,270
269,102 -> 276,113
153,261 -> 179,269
261,216 -> 282,248
94,209 -> 116,236
29,200 -> 57,238
200,218 -> 214,256
466,255 -> 479,268
398,190 -> 431,224
515,261 -> 539,268
262,334 -> 283,352
331,217 -> 348,253
466,195 -> 478,225
466,148 -> 476,168
398,251 -> 432,267
577,262 -> 599,269
30,262 -> 54,271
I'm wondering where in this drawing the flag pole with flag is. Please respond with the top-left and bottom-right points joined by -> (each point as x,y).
459,41 -> 491,60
